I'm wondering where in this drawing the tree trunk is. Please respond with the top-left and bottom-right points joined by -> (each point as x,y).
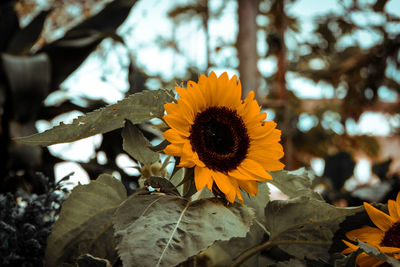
237,0 -> 259,98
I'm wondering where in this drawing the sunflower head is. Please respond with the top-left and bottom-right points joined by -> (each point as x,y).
163,71 -> 284,203
342,192 -> 400,266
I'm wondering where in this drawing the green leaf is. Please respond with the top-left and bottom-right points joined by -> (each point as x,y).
265,196 -> 362,261
113,194 -> 255,267
269,168 -> 322,200
202,183 -> 270,267
122,120 -> 159,165
357,239 -> 400,266
45,174 -> 127,267
15,89 -> 174,146
243,182 -> 270,224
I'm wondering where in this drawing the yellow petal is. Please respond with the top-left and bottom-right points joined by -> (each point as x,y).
238,158 -> 272,180
356,253 -> 383,267
378,246 -> 400,253
163,129 -> 186,144
342,239 -> 359,254
388,199 -> 400,221
364,202 -> 395,232
247,148 -> 285,169
164,143 -> 183,156
194,166 -> 213,191
177,158 -> 195,168
237,179 -> 258,196
163,114 -> 190,137
212,171 -> 236,203
345,225 -> 384,244
230,178 -> 243,203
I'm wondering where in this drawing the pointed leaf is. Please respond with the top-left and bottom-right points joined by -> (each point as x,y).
269,168 -> 322,200
45,174 -> 127,266
122,120 -> 159,165
266,196 -> 362,261
15,89 -> 174,146
113,194 -> 255,267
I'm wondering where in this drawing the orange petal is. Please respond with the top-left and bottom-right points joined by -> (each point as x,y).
164,143 -> 183,156
237,179 -> 258,196
212,171 -> 236,203
177,158 -> 195,168
388,199 -> 400,221
356,253 -> 383,267
182,141 -> 194,157
164,114 -> 190,137
345,225 -> 384,244
238,158 -> 273,180
255,129 -> 282,145
364,202 -> 395,232
163,129 -> 186,144
378,246 -> 400,253
249,143 -> 285,159
192,152 -> 206,168
247,149 -> 285,170
230,178 -> 243,203
247,121 -> 276,139
224,74 -> 242,107
342,239 -> 359,254
194,166 -> 213,191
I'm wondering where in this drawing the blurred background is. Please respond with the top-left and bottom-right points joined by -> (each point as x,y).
1,0 -> 400,205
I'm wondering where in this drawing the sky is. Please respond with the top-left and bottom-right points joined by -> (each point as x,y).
36,0 -> 400,188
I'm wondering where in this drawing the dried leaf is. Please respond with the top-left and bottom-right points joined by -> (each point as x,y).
15,89 -> 174,146
113,194 -> 255,267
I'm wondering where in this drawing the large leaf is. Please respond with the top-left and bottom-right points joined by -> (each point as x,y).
269,168 -> 322,200
15,89 -> 174,145
265,196 -> 362,261
113,194 -> 255,267
122,120 -> 159,165
45,174 -> 127,267
202,183 -> 270,266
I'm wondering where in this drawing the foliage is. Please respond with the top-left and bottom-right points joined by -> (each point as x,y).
10,86 -> 394,266
0,175 -> 67,267
1,0 -> 400,266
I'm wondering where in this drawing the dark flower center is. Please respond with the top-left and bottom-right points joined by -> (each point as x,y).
381,222 -> 400,248
189,106 -> 250,173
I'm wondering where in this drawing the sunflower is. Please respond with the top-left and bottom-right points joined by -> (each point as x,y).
162,71 -> 284,203
342,192 -> 400,266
